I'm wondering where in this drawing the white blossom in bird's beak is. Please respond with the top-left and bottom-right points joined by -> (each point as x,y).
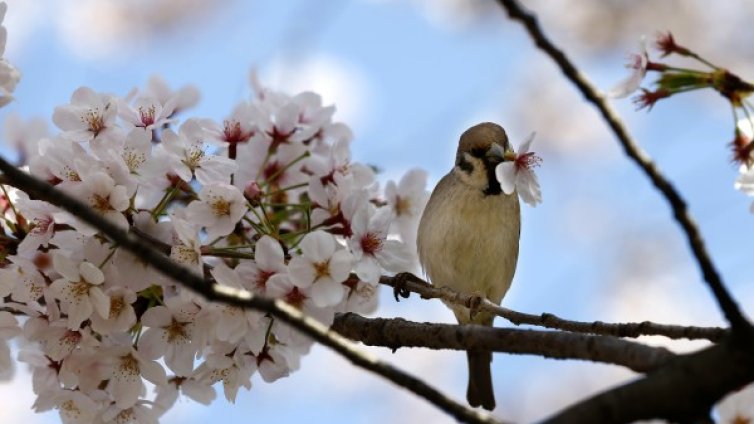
495,133 -> 542,207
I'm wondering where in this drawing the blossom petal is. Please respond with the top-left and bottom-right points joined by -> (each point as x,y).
255,236 -> 284,270
300,231 -> 335,262
53,253 -> 81,282
141,306 -> 172,327
495,162 -> 517,195
79,261 -> 105,285
288,257 -> 315,288
310,279 -> 345,307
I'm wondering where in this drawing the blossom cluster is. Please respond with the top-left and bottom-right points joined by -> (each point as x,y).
0,31 -> 430,424
609,32 -> 754,211
0,2 -> 19,107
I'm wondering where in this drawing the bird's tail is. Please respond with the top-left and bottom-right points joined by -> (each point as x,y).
466,350 -> 495,410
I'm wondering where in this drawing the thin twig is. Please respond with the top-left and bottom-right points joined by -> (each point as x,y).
0,157 -> 500,424
333,313 -> 674,373
495,0 -> 751,335
382,274 -> 727,342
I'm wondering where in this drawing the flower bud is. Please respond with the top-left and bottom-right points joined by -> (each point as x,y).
244,181 -> 263,205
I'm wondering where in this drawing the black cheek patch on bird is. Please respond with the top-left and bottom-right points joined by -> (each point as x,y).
457,155 -> 474,175
483,161 -> 502,196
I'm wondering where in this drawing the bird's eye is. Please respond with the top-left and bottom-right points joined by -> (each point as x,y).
470,147 -> 486,158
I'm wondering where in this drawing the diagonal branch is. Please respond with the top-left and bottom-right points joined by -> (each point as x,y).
541,337 -> 754,424
382,274 -> 727,342
495,0 -> 751,334
332,313 -> 675,373
0,157 -> 500,424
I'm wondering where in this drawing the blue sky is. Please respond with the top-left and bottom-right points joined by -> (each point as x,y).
0,1 -> 752,423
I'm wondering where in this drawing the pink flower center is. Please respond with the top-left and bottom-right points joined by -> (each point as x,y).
267,126 -> 294,150
256,347 -> 273,366
263,161 -> 282,183
360,233 -> 383,256
515,151 -> 542,171
628,53 -> 644,70
285,287 -> 307,308
255,270 -> 274,290
31,217 -> 52,234
138,105 -> 156,127
223,120 -> 252,144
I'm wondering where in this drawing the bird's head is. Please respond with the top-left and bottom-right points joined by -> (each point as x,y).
454,122 -> 512,195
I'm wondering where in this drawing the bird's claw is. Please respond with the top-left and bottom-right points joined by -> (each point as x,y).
468,295 -> 483,320
392,272 -> 415,302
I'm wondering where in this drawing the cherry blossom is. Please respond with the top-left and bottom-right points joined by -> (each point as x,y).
289,231 -> 353,307
144,74 -> 199,114
138,297 -> 202,376
157,119 -> 237,185
348,206 -> 411,284
716,383 -> 754,424
0,255 -> 47,303
385,168 -> 429,246
207,262 -> 267,345
100,402 -> 160,424
118,95 -> 176,132
495,132 -> 543,207
0,58 -> 20,107
3,113 -> 49,164
0,2 -> 17,107
195,345 -> 256,402
204,102 -> 256,146
49,253 -> 111,330
154,375 -> 216,415
0,13 -> 433,416
184,183 -> 247,240
52,86 -> 121,146
16,196 -> 59,256
169,217 -> 203,275
608,38 -> 649,98
89,287 -> 137,334
68,171 -> 130,234
102,340 -> 167,408
52,389 -> 100,424
0,311 -> 20,378
236,235 -> 287,296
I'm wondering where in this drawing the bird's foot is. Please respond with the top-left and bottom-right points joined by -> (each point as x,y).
467,295 -> 484,320
392,272 -> 421,302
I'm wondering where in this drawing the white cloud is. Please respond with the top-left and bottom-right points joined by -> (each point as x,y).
258,54 -> 374,132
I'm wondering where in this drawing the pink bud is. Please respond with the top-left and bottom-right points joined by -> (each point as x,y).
244,181 -> 262,203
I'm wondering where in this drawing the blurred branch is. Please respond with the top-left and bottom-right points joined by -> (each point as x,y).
383,274 -> 728,342
0,157 -> 500,424
496,0 -> 752,335
333,313 -> 674,373
541,336 -> 754,424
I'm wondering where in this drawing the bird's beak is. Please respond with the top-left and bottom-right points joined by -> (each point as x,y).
487,143 -> 508,164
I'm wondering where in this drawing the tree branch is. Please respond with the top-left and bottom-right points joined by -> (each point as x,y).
0,157 -> 500,424
382,274 -> 727,342
495,0 -> 752,335
542,337 -> 754,424
332,313 -> 675,373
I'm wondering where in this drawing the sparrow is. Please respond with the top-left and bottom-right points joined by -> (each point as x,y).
417,122 -> 520,411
